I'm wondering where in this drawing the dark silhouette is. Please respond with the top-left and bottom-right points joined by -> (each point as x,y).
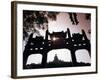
53,54 -> 59,63
23,28 -> 91,69
88,29 -> 91,34
68,13 -> 79,25
85,13 -> 91,20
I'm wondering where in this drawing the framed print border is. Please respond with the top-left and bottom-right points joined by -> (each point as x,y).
11,1 -> 98,78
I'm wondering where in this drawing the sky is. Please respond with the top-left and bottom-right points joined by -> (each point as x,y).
35,12 -> 91,40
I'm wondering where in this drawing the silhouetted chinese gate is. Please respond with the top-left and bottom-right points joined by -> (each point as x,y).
23,28 -> 90,69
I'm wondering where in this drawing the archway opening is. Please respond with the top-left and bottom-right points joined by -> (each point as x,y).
75,49 -> 91,64
47,49 -> 72,63
26,54 -> 42,65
